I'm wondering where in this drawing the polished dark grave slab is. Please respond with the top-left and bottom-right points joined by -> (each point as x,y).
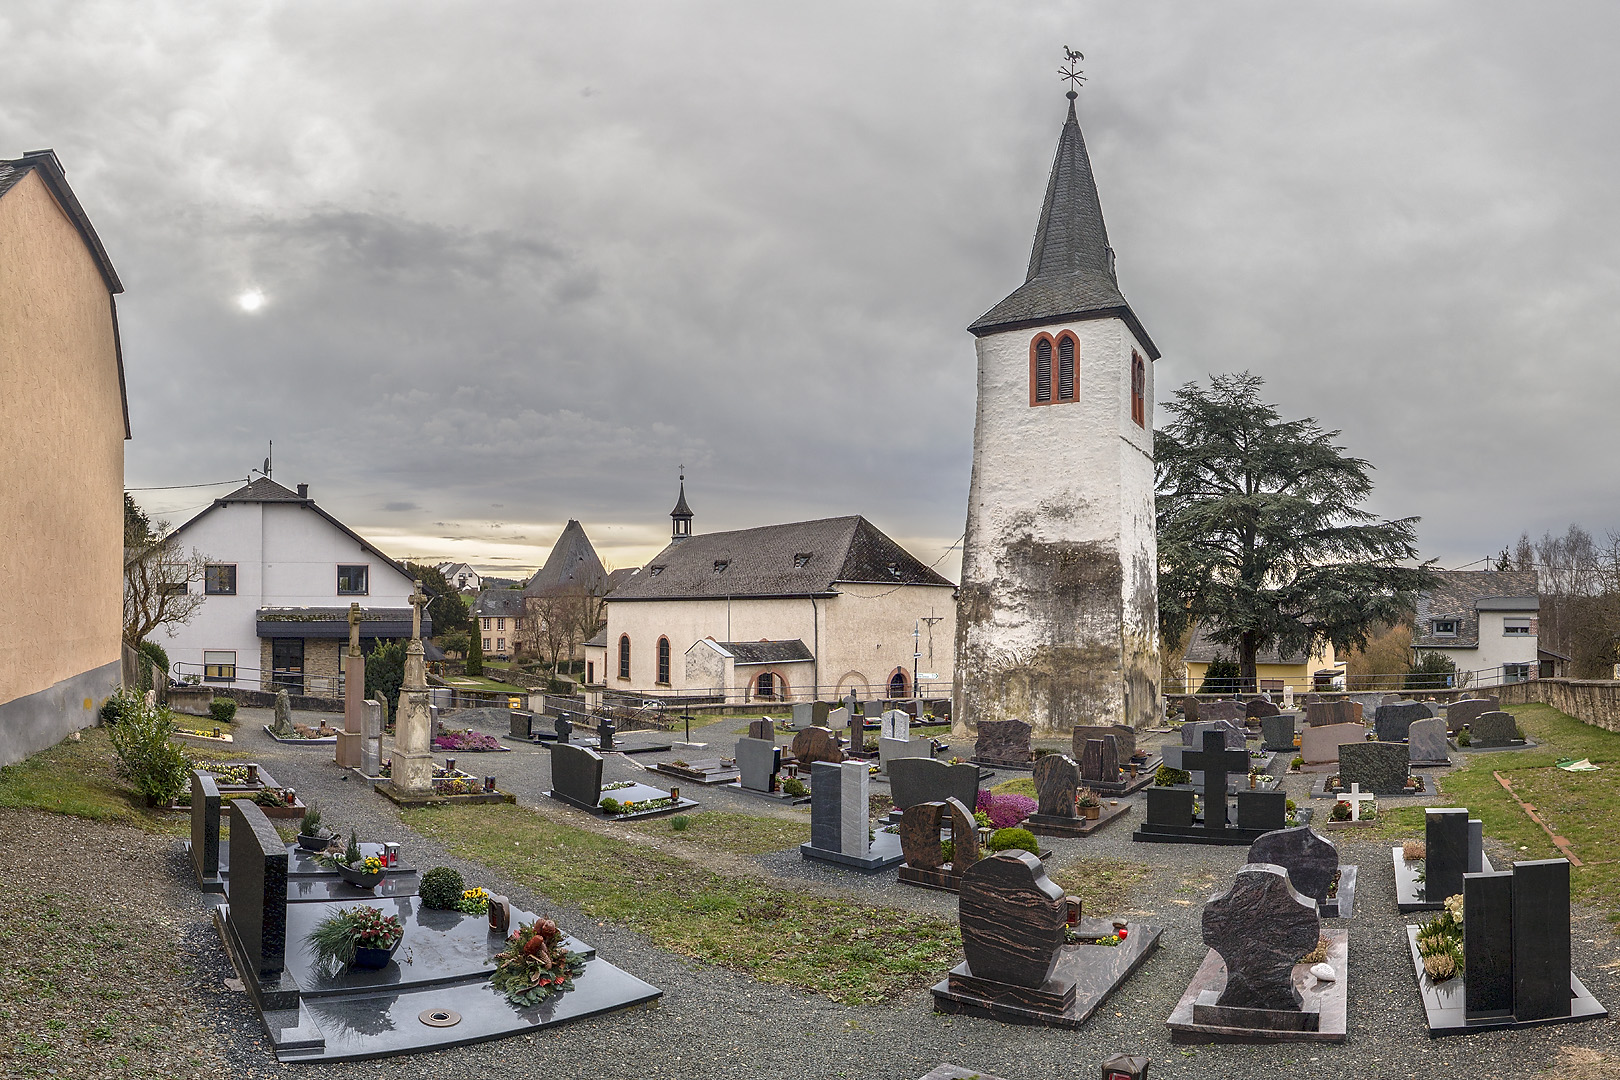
1393,849 -> 1495,912
1311,773 -> 1429,799
1133,758 -> 1290,846
650,757 -> 739,784
1404,927 -> 1605,1037
931,920 -> 1162,1028
1449,737 -> 1538,753
196,840 -> 422,901
1167,930 -> 1347,1043
1394,807 -> 1492,912
801,821 -> 903,872
1024,801 -> 1131,838
548,780 -> 697,820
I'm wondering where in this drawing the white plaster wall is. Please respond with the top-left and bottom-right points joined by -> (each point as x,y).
162,500 -> 417,688
820,583 -> 956,702
1425,611 -> 1540,684
957,314 -> 1158,729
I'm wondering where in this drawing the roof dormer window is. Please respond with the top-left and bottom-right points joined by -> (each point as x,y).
648,565 -> 665,577
1432,619 -> 1458,637
794,553 -> 812,569
886,562 -> 902,579
713,560 -> 729,574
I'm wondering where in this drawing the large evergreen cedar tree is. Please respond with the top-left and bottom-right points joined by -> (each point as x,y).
404,562 -> 471,637
1155,373 -> 1436,692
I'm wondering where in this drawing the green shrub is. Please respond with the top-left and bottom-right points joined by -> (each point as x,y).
100,687 -> 141,726
1290,755 -> 1304,770
1285,798 -> 1297,812
466,625 -> 484,677
599,797 -> 621,815
781,777 -> 808,797
1198,654 -> 1242,695
421,866 -> 466,910
1155,764 -> 1191,787
106,697 -> 189,807
670,815 -> 690,832
135,640 -> 171,691
986,827 -> 1039,854
209,697 -> 238,724
1405,651 -> 1457,692
940,839 -> 956,865
1458,730 -> 1472,747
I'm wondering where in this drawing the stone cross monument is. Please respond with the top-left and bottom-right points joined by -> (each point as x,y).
335,602 -> 366,768
388,582 -> 435,794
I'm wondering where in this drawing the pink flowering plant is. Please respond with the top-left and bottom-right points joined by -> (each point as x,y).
976,790 -> 1037,829
433,730 -> 502,751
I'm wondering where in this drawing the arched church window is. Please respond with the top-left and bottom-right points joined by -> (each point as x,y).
1131,352 -> 1146,427
1030,332 -> 1078,405
657,637 -> 671,684
888,670 -> 908,698
618,634 -> 631,679
756,672 -> 778,700
1033,337 -> 1053,403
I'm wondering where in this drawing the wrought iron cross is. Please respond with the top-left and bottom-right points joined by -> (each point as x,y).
408,580 -> 428,640
1059,46 -> 1086,98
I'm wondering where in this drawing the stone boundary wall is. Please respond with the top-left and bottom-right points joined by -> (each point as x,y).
1495,678 -> 1620,734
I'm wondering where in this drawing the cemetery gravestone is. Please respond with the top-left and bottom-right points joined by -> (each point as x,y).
1261,714 -> 1296,752
791,701 -> 829,730
1407,717 -> 1449,766
388,582 -> 436,795
847,712 -> 867,755
191,771 -> 222,891
1145,787 -> 1196,828
224,800 -> 290,988
598,717 -> 615,752
1446,697 -> 1499,734
1248,827 -> 1341,911
1425,808 -> 1470,904
735,736 -> 782,794
1199,700 -> 1245,724
1305,701 -> 1361,727
361,700 -> 383,776
801,760 -> 900,871
1080,736 -> 1119,786
1071,724 -> 1138,763
1464,869 -> 1514,1016
791,726 -> 844,765
898,797 -> 979,889
1246,697 -> 1282,720
1374,702 -> 1429,743
973,718 -> 1034,768
554,713 -> 573,744
958,852 -> 1066,988
889,756 -> 978,812
271,689 -> 293,736
747,718 -> 774,740
1135,731 -> 1274,846
828,706 -> 850,731
1235,790 -> 1287,832
549,743 -> 605,810
1469,711 -> 1522,748
509,710 -> 534,740
1199,864 -> 1320,1025
863,701 -> 886,722
1182,719 -> 1245,749
879,733 -> 933,773
881,709 -> 911,741
1033,754 -> 1081,819
1338,742 -> 1410,796
1300,723 -> 1365,765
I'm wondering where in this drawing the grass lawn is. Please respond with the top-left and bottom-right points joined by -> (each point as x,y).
0,727 -> 188,835
443,674 -> 529,695
634,810 -> 808,856
404,803 -> 959,1005
1367,702 -> 1620,925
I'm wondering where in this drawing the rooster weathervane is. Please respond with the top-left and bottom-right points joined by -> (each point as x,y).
1059,46 -> 1086,100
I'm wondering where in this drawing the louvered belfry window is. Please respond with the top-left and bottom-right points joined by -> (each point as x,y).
1057,336 -> 1076,401
1034,338 -> 1053,403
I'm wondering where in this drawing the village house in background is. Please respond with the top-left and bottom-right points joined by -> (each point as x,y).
159,478 -> 430,697
472,589 -> 524,659
955,83 -> 1160,735
586,489 -> 955,705
0,150 -> 128,765
1180,622 -> 1342,695
1411,569 -> 1553,685
436,561 -> 482,593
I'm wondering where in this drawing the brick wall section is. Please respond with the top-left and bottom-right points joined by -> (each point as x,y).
304,639 -> 340,691
1495,679 -> 1620,734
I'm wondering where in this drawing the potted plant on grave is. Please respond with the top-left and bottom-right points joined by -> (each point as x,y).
297,803 -> 335,851
490,917 -> 586,1006
317,830 -> 388,888
307,905 -> 405,971
1077,788 -> 1101,820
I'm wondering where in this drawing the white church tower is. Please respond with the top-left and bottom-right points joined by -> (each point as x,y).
955,74 -> 1160,734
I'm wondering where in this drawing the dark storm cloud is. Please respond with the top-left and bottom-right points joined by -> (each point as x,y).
8,0 -> 1620,573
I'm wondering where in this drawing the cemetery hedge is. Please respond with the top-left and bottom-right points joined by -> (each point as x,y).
405,803 -> 960,1004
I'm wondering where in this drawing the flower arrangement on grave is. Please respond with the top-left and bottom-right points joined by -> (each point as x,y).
1457,730 -> 1472,747
1415,895 -> 1465,982
1076,788 -> 1100,810
378,758 -> 392,778
1403,840 -> 1425,862
421,866 -> 466,909
456,887 -> 491,914
602,780 -> 634,792
490,917 -> 586,1006
1154,764 -> 1191,787
307,905 -> 404,972
432,775 -> 482,795
315,831 -> 385,880
299,803 -> 336,849
601,796 -> 677,816
253,788 -> 294,807
1330,800 -> 1353,822
985,827 -> 1039,854
432,729 -> 502,752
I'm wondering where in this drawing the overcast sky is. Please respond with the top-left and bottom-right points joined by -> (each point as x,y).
13,1 -> 1620,578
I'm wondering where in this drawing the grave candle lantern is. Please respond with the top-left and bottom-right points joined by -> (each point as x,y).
383,842 -> 401,867
446,758 -> 457,774
1065,895 -> 1082,927
1099,1052 -> 1149,1080
669,786 -> 681,800
245,764 -> 259,784
484,776 -> 496,793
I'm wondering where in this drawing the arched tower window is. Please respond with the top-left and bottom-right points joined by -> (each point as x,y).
756,672 -> 778,700
618,634 -> 631,679
656,636 -> 671,684
888,669 -> 909,699
1131,352 -> 1146,427
1030,332 -> 1079,406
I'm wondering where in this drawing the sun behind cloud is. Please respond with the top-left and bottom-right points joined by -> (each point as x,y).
235,288 -> 266,313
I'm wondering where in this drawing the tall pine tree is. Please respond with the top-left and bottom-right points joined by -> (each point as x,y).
1156,372 -> 1435,692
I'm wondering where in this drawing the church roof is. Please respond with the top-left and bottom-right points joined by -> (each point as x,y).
969,98 -> 1159,359
523,520 -> 608,597
608,515 -> 953,602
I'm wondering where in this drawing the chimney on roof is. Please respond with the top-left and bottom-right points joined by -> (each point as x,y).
297,483 -> 308,499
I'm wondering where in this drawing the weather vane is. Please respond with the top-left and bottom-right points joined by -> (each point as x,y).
1059,46 -> 1085,99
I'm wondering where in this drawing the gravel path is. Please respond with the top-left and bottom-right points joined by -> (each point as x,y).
34,708 -> 1620,1079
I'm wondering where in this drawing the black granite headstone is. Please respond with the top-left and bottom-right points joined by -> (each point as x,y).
1471,711 -> 1519,748
890,757 -> 978,811
1146,787 -> 1195,827
1260,714 -> 1295,751
226,800 -> 288,979
809,761 -> 843,851
1338,742 -> 1409,796
1248,826 -> 1337,904
1202,864 -> 1319,1013
509,710 -> 534,739
1079,737 -> 1119,785
551,742 -> 604,810
554,713 -> 573,744
1464,870 -> 1514,1016
1374,702 -> 1428,743
1425,808 -> 1470,904
598,717 -> 615,752
1235,790 -> 1287,832
191,771 -> 221,887
1185,731 -> 1251,837
1512,859 -> 1571,1022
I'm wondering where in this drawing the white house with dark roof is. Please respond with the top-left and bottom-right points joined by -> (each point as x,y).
159,478 -> 428,697
437,562 -> 482,593
1411,570 -> 1540,686
585,495 -> 955,704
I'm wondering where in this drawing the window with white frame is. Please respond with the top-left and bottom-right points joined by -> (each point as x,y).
482,637 -> 491,651
1503,617 -> 1532,636
1503,662 -> 1531,682
497,637 -> 505,652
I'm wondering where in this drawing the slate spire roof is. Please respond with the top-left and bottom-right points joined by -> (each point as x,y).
969,96 -> 1159,358
523,519 -> 608,597
671,481 -> 692,520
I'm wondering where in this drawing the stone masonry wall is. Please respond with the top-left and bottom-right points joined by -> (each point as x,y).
1495,678 -> 1620,733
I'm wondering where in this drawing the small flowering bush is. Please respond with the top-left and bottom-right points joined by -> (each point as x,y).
491,918 -> 585,1006
975,790 -> 1036,829
455,887 -> 491,915
1416,894 -> 1465,982
433,729 -> 502,751
307,905 -> 404,970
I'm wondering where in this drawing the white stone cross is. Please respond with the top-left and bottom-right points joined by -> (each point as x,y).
408,580 -> 428,641
1340,782 -> 1376,821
